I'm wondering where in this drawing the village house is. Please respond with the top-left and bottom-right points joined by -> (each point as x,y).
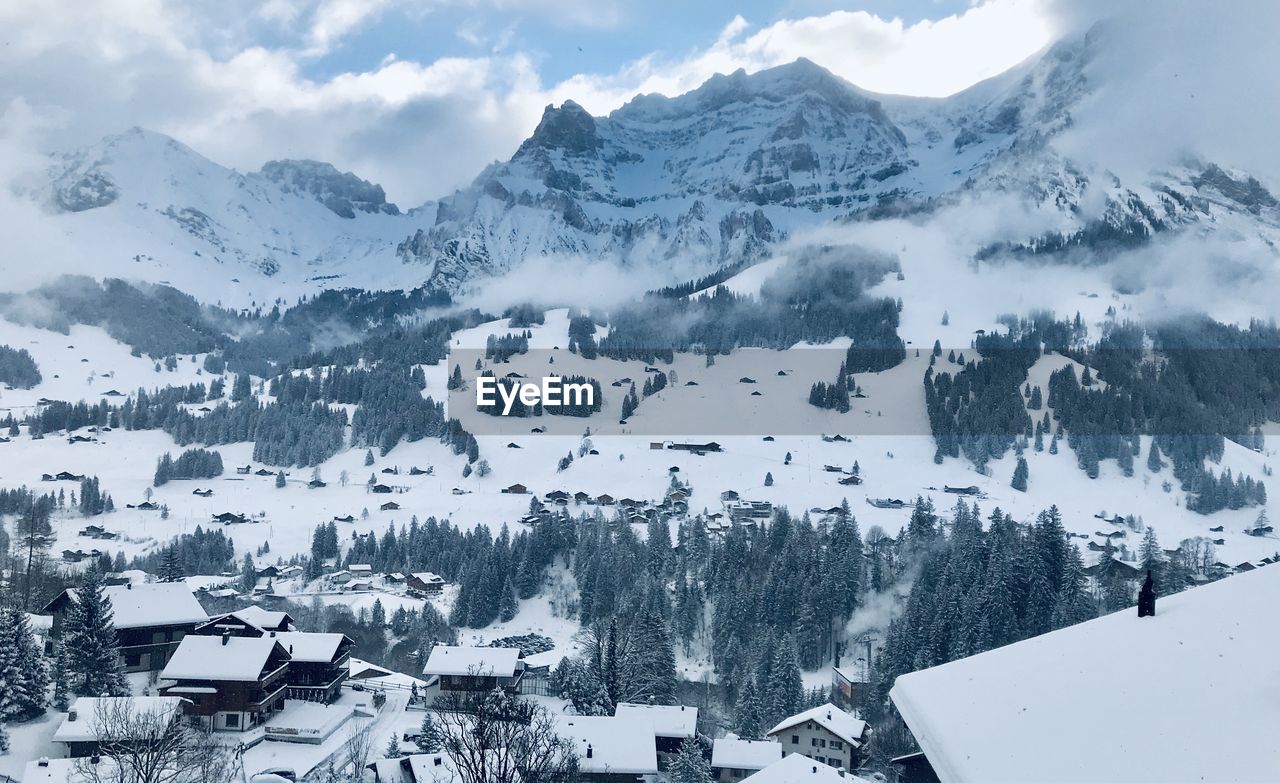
743,753 -> 872,782
406,572 -> 446,596
274,631 -> 355,702
43,583 -> 208,672
371,484 -> 394,494
766,703 -> 866,772
158,634 -> 291,731
711,735 -> 782,781
194,607 -> 295,637
614,702 -> 697,756
422,645 -> 524,696
553,714 -> 658,783
367,753 -> 458,783
53,696 -> 187,758
349,564 -> 374,577
501,483 -> 528,495
380,501 -> 401,511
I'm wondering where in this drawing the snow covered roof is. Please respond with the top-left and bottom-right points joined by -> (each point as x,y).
890,566 -> 1280,783
422,645 -> 521,677
367,754 -> 458,783
614,702 -> 698,738
711,736 -> 781,770
743,753 -> 873,782
234,606 -> 293,630
274,631 -> 349,663
54,583 -> 207,629
520,648 -> 569,670
767,703 -> 866,748
53,697 -> 186,743
553,715 -> 658,775
161,635 -> 286,681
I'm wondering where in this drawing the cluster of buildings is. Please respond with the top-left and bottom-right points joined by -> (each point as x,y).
41,584 -> 354,734
412,644 -> 872,783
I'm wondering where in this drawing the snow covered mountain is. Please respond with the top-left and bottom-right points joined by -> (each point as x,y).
26,27 -> 1280,302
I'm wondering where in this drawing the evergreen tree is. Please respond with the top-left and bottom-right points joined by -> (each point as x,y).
0,608 -> 49,720
415,712 -> 444,753
733,678 -> 764,739
1011,456 -> 1029,492
158,546 -> 184,582
364,449 -> 375,466
764,472 -> 773,487
1146,440 -> 1163,472
50,642 -> 70,710
764,640 -> 804,727
498,575 -> 519,622
275,470 -> 286,488
62,566 -> 127,697
668,739 -> 713,783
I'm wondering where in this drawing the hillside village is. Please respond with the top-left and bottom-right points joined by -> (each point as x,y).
3,4 -> 1280,780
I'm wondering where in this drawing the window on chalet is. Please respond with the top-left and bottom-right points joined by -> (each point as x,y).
225,713 -> 240,728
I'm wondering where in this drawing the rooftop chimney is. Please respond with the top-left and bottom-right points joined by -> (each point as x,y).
586,744 -> 593,759
38,758 -> 49,768
222,631 -> 230,646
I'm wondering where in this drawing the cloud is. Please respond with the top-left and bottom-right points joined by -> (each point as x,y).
0,0 -> 1070,207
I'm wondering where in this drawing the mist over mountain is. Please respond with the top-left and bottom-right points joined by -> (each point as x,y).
14,22 -> 1280,307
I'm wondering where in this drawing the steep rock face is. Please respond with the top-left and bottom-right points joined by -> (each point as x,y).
258,160 -> 400,218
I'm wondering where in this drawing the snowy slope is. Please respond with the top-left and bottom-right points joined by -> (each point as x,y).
890,563 -> 1280,783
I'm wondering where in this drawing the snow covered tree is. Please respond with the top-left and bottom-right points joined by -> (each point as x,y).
764,472 -> 773,487
51,642 -> 70,710
275,470 -> 286,488
364,449 -> 375,466
764,640 -> 804,727
0,608 -> 49,720
733,678 -> 764,739
384,733 -> 400,759
476,459 -> 491,478
668,738 -> 713,783
63,565 -> 127,697
159,546 -> 184,583
1146,440 -> 1163,472
1011,456 -> 1029,492
498,576 -> 518,622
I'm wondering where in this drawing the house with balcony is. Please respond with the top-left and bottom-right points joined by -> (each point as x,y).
274,632 -> 354,702
158,634 -> 290,731
422,645 -> 524,697
43,582 -> 208,672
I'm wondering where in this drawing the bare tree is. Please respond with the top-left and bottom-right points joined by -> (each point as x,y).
73,699 -> 235,783
433,686 -> 578,783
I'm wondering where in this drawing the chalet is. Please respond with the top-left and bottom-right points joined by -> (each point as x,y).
79,524 -> 107,538
667,488 -> 689,502
750,390 -> 762,396
333,514 -> 355,523
501,483 -> 529,495
451,488 -> 468,495
530,426 -> 546,434
1209,525 -> 1224,532
101,389 -> 124,397
720,490 -> 740,502
553,715 -> 658,782
344,578 -> 373,592
822,465 -> 843,473
1245,523 -> 1275,537
613,703 -> 697,755
822,434 -> 850,443
43,583 -> 207,671
53,696 -> 186,758
50,471 -> 84,482
596,493 -> 615,505
739,377 -> 756,384
192,488 -> 213,497
669,441 -> 723,453
507,442 -> 522,449
943,485 -> 980,496
838,475 -> 863,486
235,465 -> 252,475
743,754 -> 871,782
381,467 -> 397,474
254,468 -> 275,476
131,501 -> 160,510
350,564 -> 373,577
728,500 -> 773,524
380,501 -> 401,511
890,751 -> 941,783
212,512 -> 248,525
256,565 -> 281,579
867,498 -> 905,509
762,435 -> 774,441
573,491 -> 592,503
668,466 -> 681,474
406,572 -> 445,596
159,634 -> 291,731
275,631 -> 355,702
308,479 -> 327,489
385,572 -> 405,584
367,754 -> 458,783
194,607 -> 295,637
68,435 -> 93,443
1083,557 -> 1142,581
371,484 -> 393,494
329,571 -> 353,585
409,466 -> 430,475
711,736 -> 782,782
545,490 -> 570,502
831,659 -> 870,709
422,645 -> 524,695
61,549 -> 96,563
279,565 -> 303,580
766,703 -> 866,772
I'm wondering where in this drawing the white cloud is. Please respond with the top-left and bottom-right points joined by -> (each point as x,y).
0,0 -> 1082,206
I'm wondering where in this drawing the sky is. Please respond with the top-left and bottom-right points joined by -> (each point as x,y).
0,0 -> 1080,205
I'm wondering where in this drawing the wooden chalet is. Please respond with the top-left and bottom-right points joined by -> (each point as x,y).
43,583 -> 208,672
422,645 -> 524,696
53,696 -> 186,758
501,483 -> 529,495
406,572 -> 446,596
159,634 -> 290,731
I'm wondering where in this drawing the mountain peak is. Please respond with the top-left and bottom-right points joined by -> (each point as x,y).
612,58 -> 884,124
517,100 -> 601,157
258,159 -> 400,218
